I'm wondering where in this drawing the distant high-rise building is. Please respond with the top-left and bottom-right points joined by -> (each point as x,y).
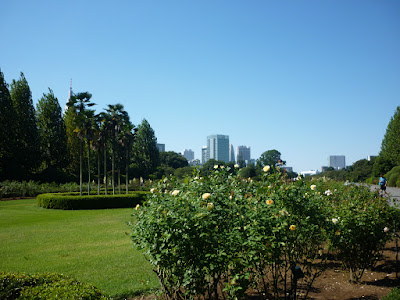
367,155 -> 377,161
236,145 -> 251,165
157,143 -> 165,152
229,144 -> 235,162
328,155 -> 346,170
207,134 -> 229,162
182,149 -> 194,161
201,147 -> 208,164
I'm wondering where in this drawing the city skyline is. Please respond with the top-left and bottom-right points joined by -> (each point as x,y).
1,1 -> 398,172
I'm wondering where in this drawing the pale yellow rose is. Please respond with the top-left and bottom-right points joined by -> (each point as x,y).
202,193 -> 211,200
135,204 -> 140,210
207,202 -> 214,211
263,165 -> 271,172
310,185 -> 317,190
171,190 -> 180,196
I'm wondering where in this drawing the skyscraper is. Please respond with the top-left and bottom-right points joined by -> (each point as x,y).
236,145 -> 251,165
182,149 -> 194,161
207,134 -> 229,163
201,147 -> 208,164
229,144 -> 235,162
328,155 -> 346,170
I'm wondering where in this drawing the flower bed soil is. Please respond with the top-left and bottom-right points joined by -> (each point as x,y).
130,240 -> 400,300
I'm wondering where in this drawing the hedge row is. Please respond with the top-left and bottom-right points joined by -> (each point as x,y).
0,272 -> 108,300
37,191 -> 148,210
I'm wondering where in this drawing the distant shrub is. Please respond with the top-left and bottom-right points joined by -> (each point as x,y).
37,191 -> 148,210
0,272 -> 108,300
386,166 -> 400,187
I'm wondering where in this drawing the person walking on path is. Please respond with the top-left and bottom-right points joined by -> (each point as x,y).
379,174 -> 388,196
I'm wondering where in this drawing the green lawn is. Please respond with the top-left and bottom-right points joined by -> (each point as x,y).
0,199 -> 159,298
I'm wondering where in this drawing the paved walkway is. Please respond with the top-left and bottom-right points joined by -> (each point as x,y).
368,185 -> 400,208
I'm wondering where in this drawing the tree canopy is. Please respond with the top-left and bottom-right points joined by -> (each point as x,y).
36,89 -> 68,169
374,106 -> 400,175
256,150 -> 285,168
0,69 -> 18,179
10,73 -> 41,179
131,119 -> 159,178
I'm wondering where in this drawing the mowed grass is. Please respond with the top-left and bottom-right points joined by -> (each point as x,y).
0,199 -> 159,298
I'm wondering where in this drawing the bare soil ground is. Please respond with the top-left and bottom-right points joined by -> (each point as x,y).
131,240 -> 400,300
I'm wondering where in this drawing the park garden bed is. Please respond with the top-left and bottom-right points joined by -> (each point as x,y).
131,165 -> 400,299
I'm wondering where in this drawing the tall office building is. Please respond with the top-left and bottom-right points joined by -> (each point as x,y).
229,144 -> 235,162
207,134 -> 229,163
182,149 -> 194,161
157,143 -> 165,152
201,147 -> 208,164
328,155 -> 346,170
236,145 -> 251,165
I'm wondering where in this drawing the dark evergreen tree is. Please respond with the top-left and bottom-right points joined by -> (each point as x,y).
131,119 -> 159,178
10,72 -> 41,179
0,69 -> 18,180
36,89 -> 68,170
373,106 -> 400,176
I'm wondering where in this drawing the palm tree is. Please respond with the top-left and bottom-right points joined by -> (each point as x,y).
118,122 -> 135,194
90,114 -> 102,195
83,110 -> 96,195
105,104 -> 129,195
98,112 -> 111,195
66,92 -> 95,196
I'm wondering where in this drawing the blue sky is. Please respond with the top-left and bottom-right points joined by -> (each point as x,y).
1,0 -> 399,172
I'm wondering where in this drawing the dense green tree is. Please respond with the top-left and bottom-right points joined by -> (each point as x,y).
200,159 -> 225,176
238,165 -> 257,178
174,166 -> 194,178
159,151 -> 188,169
0,69 -> 18,180
36,89 -> 68,170
10,73 -> 41,179
374,106 -> 400,175
131,119 -> 159,178
64,103 -> 81,181
256,149 -> 285,169
347,158 -> 375,182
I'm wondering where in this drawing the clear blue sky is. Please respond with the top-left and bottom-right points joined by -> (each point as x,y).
1,0 -> 399,172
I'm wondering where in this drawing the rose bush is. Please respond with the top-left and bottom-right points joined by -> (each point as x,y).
131,167 -> 394,299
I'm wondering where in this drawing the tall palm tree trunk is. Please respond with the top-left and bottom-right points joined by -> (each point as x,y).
80,140 -> 83,196
112,141 -> 115,195
126,145 -> 129,194
104,145 -> 107,195
88,142 -> 91,195
118,166 -> 121,194
97,149 -> 101,195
